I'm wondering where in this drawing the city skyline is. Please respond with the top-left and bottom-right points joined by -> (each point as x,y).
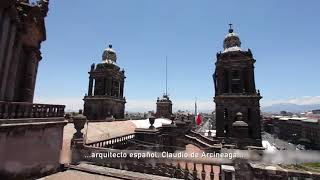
34,0 -> 320,112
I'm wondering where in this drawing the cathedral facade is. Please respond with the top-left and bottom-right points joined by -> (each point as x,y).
213,25 -> 262,146
83,45 -> 126,120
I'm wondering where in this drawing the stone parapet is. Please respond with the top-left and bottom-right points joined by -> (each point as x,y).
0,118 -> 67,179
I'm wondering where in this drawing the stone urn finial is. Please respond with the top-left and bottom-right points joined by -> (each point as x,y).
170,115 -> 175,124
149,116 -> 156,129
72,110 -> 87,139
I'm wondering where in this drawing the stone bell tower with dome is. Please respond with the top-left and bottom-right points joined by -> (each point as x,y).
83,44 -> 126,120
213,25 -> 262,147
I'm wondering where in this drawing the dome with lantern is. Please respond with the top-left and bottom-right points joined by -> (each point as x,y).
223,24 -> 242,53
102,44 -> 117,64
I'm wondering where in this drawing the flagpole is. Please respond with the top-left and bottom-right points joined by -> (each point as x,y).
165,56 -> 168,96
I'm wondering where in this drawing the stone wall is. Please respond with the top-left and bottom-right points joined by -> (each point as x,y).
0,118 -> 67,179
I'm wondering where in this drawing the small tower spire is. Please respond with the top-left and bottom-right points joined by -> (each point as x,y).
195,97 -> 197,115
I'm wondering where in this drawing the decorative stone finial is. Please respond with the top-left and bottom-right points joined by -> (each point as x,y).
72,112 -> 87,139
170,115 -> 175,124
149,116 -> 156,129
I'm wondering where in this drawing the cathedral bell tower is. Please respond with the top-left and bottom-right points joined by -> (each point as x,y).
213,25 -> 262,146
83,44 -> 126,120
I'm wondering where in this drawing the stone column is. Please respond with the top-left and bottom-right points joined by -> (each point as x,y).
110,78 -> 114,96
251,66 -> 256,91
228,70 -> 232,93
217,69 -> 223,94
118,81 -> 121,97
216,106 -> 225,137
88,76 -> 93,96
248,66 -> 255,93
120,81 -> 124,98
106,78 -> 110,96
4,34 -> 21,101
239,69 -> 244,93
0,23 -> 16,100
102,78 -> 106,95
93,79 -> 98,95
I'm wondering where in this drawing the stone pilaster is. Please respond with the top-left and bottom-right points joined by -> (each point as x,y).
4,33 -> 21,101
118,80 -> 121,97
0,23 -> 16,99
228,70 -> 232,93
21,48 -> 40,102
0,12 -> 10,100
120,81 -> 124,98
88,76 -> 93,96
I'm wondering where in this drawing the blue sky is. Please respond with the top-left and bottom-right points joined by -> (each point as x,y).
34,0 -> 320,112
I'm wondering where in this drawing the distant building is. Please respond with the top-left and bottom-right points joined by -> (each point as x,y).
155,94 -> 172,118
264,116 -> 320,149
213,25 -> 262,147
312,109 -> 320,114
83,45 -> 126,120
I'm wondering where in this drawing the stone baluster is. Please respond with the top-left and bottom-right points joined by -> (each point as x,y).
210,165 -> 215,180
184,162 -> 189,179
201,164 -> 206,180
193,163 -> 198,179
48,106 -> 52,117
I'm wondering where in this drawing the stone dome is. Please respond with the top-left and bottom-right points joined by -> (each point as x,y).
102,44 -> 117,63
223,27 -> 242,53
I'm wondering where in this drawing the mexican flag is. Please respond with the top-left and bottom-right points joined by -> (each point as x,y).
196,113 -> 202,125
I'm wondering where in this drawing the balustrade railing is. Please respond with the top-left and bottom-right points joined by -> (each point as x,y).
188,131 -> 220,144
0,101 -> 65,119
86,133 -> 135,149
82,145 -> 226,180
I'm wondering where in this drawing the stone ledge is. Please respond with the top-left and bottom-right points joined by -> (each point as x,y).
0,119 -> 68,130
65,163 -> 181,180
0,117 -> 65,124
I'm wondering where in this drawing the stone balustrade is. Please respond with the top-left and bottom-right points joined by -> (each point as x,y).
188,131 -> 221,145
86,133 -> 135,149
81,145 -> 228,180
0,101 -> 65,119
